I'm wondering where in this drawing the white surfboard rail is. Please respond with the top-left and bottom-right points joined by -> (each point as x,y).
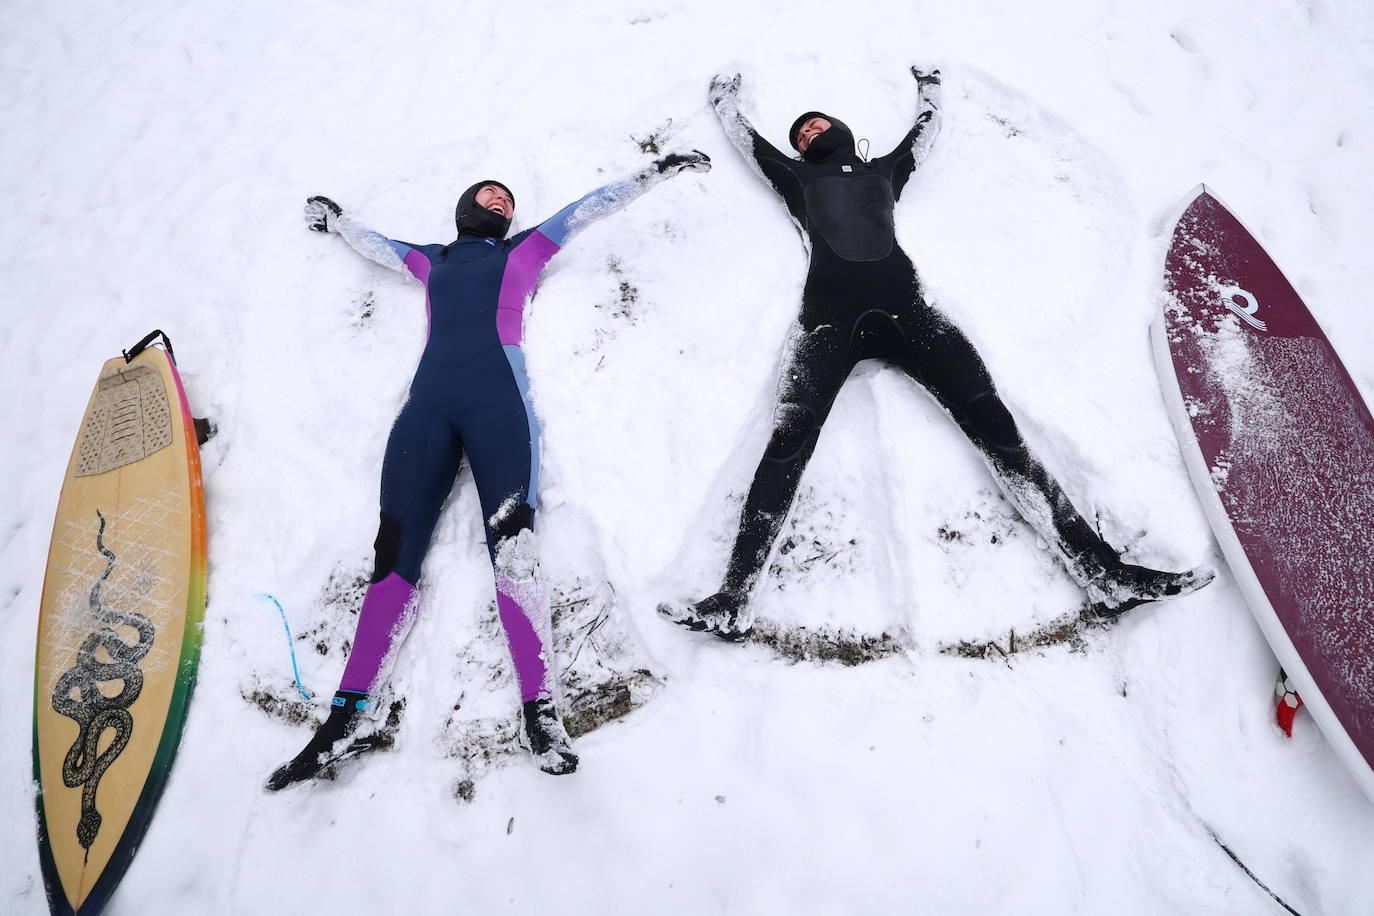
1151,184 -> 1374,806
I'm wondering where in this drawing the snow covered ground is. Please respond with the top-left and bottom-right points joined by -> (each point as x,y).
4,0 -> 1374,912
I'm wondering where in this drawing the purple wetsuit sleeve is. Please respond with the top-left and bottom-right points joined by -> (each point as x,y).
401,246 -> 432,283
496,231 -> 561,345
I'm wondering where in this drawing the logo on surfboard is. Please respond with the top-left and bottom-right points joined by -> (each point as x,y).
1217,284 -> 1268,332
50,510 -> 156,852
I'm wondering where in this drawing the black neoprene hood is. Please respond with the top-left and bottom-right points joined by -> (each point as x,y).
454,179 -> 515,238
789,111 -> 856,162
789,111 -> 828,150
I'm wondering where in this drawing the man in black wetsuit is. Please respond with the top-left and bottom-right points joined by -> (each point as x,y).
660,69 -> 1213,641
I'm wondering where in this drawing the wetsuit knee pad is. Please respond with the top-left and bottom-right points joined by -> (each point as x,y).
370,512 -> 403,584
490,504 -> 537,582
489,501 -> 534,546
766,402 -> 822,464
960,392 -> 1023,455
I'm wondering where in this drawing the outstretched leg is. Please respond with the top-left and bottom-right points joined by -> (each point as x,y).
268,391 -> 463,790
890,303 -> 1211,614
465,346 -> 576,774
661,319 -> 853,639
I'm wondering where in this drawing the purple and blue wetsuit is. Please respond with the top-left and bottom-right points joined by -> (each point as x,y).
265,156 -> 708,789
327,169 -> 677,706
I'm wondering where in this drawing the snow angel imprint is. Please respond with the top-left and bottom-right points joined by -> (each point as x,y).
659,69 -> 1212,641
268,149 -> 710,789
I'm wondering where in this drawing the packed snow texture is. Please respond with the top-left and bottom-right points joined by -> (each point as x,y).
4,1 -> 1374,913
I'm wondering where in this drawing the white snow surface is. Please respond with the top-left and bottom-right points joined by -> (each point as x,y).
5,1 -> 1374,913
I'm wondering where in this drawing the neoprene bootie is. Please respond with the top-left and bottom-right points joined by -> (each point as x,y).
522,698 -> 579,776
265,690 -> 371,791
657,590 -> 754,642
1086,561 -> 1215,618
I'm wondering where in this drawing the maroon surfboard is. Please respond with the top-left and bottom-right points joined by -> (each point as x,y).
1152,185 -> 1374,804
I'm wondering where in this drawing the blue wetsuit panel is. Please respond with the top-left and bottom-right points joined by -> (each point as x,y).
377,232 -> 545,583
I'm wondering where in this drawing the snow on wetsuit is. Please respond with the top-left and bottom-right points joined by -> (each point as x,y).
325,167 -> 685,707
710,73 -> 1121,601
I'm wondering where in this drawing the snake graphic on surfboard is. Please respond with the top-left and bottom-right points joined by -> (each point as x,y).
34,331 -> 209,915
1154,185 -> 1374,805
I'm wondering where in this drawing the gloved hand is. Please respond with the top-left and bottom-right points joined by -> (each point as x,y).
911,67 -> 942,87
708,72 -> 742,105
653,150 -> 712,175
304,196 -> 343,233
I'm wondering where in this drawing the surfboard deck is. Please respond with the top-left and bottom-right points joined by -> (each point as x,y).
34,338 -> 207,915
1152,185 -> 1374,804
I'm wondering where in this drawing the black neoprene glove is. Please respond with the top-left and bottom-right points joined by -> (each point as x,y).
654,150 -> 712,174
709,73 -> 742,105
305,196 -> 343,233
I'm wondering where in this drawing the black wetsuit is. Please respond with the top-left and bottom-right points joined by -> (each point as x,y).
712,79 -> 1116,603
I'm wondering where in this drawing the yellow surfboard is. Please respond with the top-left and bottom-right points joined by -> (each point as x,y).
34,332 -> 207,915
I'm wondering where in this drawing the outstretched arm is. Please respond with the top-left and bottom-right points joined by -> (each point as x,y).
494,154 -> 708,342
875,68 -> 943,199
304,196 -> 429,280
708,73 -> 805,216
533,151 -> 711,248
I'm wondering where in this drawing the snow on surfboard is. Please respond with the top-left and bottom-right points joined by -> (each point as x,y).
1152,185 -> 1374,804
34,332 -> 207,914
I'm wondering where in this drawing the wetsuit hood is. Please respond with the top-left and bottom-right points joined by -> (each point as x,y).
454,179 -> 515,239
789,111 -> 856,163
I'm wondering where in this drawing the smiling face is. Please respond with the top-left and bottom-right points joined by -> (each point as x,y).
795,116 -> 833,153
475,184 -> 513,219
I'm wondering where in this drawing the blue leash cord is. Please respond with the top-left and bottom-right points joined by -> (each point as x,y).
261,593 -> 314,700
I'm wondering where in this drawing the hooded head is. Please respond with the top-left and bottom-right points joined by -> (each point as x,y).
454,179 -> 515,239
788,111 -> 856,163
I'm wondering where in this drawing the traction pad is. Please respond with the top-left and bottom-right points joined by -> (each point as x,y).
75,363 -> 173,477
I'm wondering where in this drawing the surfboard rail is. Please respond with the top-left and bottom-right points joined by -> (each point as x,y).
1153,185 -> 1374,806
33,339 -> 207,915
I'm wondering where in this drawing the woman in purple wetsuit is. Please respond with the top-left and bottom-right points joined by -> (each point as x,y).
268,150 -> 710,788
